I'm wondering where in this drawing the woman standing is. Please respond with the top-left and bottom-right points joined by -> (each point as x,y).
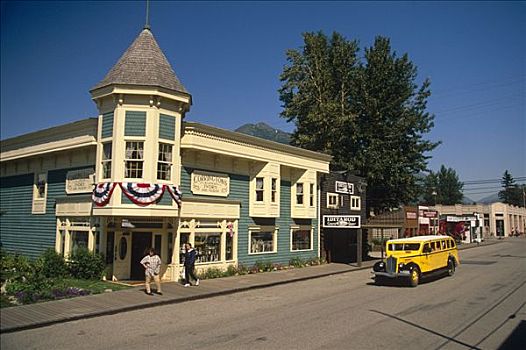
140,248 -> 162,295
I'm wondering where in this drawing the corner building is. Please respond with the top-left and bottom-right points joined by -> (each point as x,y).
0,28 -> 331,281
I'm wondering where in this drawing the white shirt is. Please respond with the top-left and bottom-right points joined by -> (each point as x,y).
140,254 -> 162,276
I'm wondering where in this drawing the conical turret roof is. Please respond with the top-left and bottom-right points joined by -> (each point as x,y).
92,28 -> 188,94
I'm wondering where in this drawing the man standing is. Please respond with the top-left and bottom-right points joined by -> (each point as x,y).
140,248 -> 162,295
184,243 -> 200,287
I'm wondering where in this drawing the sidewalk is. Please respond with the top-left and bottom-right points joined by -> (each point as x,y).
0,239 -> 499,334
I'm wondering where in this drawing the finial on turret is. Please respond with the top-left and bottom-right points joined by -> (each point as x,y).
144,0 -> 151,30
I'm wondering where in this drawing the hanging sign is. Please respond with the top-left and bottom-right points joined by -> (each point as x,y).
323,215 -> 361,228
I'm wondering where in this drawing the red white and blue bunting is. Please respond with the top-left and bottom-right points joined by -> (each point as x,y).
166,185 -> 183,207
92,182 -> 117,207
120,182 -> 164,206
91,182 -> 183,208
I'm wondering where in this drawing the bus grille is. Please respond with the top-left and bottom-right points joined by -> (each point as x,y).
386,256 -> 397,273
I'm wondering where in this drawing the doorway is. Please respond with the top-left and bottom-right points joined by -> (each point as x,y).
130,232 -> 152,280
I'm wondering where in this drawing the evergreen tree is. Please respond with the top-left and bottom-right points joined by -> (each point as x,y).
435,166 -> 464,205
280,33 -> 439,213
499,170 -> 523,206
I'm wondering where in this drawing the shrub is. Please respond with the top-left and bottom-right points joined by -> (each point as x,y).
68,248 -> 105,280
198,267 -> 225,280
289,257 -> 306,268
225,265 -> 237,277
1,250 -> 33,284
235,264 -> 249,275
36,248 -> 69,278
254,260 -> 273,272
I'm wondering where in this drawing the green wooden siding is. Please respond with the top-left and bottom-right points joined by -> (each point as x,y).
124,111 -> 146,136
159,114 -> 175,140
0,167 -> 92,259
101,112 -> 114,138
180,167 -> 317,267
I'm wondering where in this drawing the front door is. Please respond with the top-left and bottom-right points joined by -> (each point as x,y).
131,232 -> 152,280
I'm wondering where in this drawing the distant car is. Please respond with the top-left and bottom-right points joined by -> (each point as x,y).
372,235 -> 460,287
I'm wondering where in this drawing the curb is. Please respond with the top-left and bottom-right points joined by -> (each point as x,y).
1,263 -> 373,334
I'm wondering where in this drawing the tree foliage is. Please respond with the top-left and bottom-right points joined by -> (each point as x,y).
498,170 -> 524,207
422,166 -> 464,205
280,32 -> 439,213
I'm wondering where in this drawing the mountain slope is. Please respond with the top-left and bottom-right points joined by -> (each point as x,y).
235,122 -> 291,145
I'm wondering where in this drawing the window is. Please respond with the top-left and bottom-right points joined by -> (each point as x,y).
256,177 -> 264,202
35,173 -> 47,199
296,183 -> 304,205
350,196 -> 361,210
102,143 -> 112,178
32,173 -> 47,214
388,243 -> 421,251
71,231 -> 89,253
327,193 -> 339,209
291,228 -> 312,251
194,233 -> 221,263
157,143 -> 173,180
250,230 -> 276,254
226,232 -> 233,260
309,184 -> 314,207
271,178 -> 277,203
125,141 -> 144,178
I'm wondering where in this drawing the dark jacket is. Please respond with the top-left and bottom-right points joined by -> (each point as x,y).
184,249 -> 197,266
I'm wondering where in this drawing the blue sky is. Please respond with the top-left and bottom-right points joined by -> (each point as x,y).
1,1 -> 525,199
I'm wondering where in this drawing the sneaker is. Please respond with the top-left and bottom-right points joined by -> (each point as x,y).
195,279 -> 200,286
184,283 -> 190,287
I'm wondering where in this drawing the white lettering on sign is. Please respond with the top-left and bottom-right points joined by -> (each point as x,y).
66,168 -> 95,194
191,170 -> 230,197
322,215 -> 361,228
406,212 -> 417,219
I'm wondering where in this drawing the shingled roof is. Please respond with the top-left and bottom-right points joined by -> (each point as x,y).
91,28 -> 188,94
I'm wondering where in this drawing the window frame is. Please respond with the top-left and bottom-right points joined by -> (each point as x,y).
248,227 -> 278,255
255,177 -> 264,202
124,140 -> 144,179
296,182 -> 304,206
271,178 -> 277,203
327,193 -> 340,209
101,142 -> 112,179
309,183 -> 315,207
350,195 -> 361,211
156,142 -> 173,181
32,172 -> 47,214
290,226 -> 313,252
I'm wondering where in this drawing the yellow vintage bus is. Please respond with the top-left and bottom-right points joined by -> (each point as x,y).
372,235 -> 460,287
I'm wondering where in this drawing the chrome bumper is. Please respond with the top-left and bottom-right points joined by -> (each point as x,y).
373,271 -> 411,278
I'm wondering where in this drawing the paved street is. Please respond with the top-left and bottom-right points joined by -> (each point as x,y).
2,239 -> 525,350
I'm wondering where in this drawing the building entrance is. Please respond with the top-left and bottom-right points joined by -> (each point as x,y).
130,232 -> 152,280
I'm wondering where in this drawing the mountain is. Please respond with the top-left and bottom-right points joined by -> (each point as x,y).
478,192 -> 500,204
235,122 -> 291,145
461,195 -> 476,204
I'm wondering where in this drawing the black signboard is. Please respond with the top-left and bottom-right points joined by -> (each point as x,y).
323,215 -> 361,228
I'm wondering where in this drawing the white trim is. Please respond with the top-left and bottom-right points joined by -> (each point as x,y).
1,136 -> 97,162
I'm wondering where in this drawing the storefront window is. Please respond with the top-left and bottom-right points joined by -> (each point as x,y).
250,231 -> 275,253
226,232 -> 233,260
292,229 -> 311,251
71,231 -> 88,252
195,233 -> 221,263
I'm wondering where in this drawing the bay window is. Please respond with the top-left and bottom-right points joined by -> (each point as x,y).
125,141 -> 144,178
